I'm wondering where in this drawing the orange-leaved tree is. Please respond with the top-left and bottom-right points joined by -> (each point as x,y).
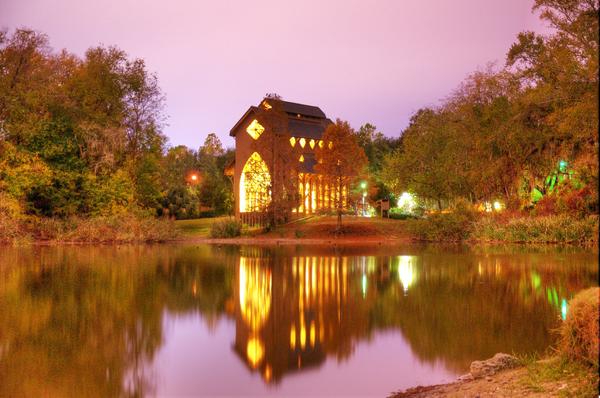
315,119 -> 368,231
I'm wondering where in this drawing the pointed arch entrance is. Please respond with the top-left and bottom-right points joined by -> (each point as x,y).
239,152 -> 271,213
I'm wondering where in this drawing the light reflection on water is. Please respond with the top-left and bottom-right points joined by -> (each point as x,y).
0,244 -> 597,396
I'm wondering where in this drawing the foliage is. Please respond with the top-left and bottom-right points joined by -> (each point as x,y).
559,287 -> 599,367
315,119 -> 368,230
381,0 -> 598,214
472,214 -> 598,243
252,99 -> 298,226
209,217 -> 242,238
0,210 -> 178,244
406,199 -> 477,241
0,28 -> 167,219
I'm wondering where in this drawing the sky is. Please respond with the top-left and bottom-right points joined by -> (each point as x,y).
1,0 -> 549,150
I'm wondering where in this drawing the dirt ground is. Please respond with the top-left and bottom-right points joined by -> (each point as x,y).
389,358 -> 598,398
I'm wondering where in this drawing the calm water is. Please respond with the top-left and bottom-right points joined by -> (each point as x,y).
0,244 -> 597,397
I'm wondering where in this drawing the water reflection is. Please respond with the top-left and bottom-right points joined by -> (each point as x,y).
0,244 -> 597,396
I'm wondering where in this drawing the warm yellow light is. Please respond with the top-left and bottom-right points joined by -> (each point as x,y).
398,256 -> 416,293
310,321 -> 316,347
191,174 -> 198,181
300,323 -> 306,348
290,137 -> 296,147
246,337 -> 265,368
493,201 -> 504,211
262,100 -> 272,110
290,325 -> 296,349
264,365 -> 272,382
246,119 -> 265,140
239,257 -> 272,331
239,152 -> 271,212
328,141 -> 333,149
318,140 -> 324,148
299,155 -> 304,162
299,138 -> 306,148
309,139 -> 315,149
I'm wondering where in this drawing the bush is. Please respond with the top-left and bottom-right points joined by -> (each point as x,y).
210,217 -> 242,238
388,209 -> 419,220
407,199 -> 477,241
559,287 -> 599,367
472,214 -> 598,243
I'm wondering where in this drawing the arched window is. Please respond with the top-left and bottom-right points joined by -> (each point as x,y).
239,152 -> 271,212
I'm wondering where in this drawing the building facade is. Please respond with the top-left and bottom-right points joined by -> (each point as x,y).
230,97 -> 348,222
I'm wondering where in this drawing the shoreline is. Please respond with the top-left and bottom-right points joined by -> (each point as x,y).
3,235 -> 599,246
389,354 -> 598,397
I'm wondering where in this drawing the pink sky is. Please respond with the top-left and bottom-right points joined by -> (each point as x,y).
1,0 -> 549,149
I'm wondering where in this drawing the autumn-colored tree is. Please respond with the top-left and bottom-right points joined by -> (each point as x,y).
316,120 -> 368,230
251,98 -> 298,226
0,28 -> 167,217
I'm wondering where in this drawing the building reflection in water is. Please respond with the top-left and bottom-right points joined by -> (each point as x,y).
232,253 -> 422,384
233,253 -> 357,384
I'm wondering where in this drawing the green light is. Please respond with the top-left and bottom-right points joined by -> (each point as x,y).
360,181 -> 367,189
531,272 -> 541,291
561,298 -> 568,320
559,160 -> 568,172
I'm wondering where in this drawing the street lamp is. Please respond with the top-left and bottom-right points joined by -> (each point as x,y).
360,181 -> 367,216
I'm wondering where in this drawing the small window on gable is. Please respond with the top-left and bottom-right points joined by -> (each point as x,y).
299,155 -> 304,162
309,139 -> 315,149
246,120 -> 265,140
328,141 -> 333,149
318,140 -> 324,149
290,137 -> 296,147
299,138 -> 306,148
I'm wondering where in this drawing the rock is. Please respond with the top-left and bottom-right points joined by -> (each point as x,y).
469,353 -> 519,379
458,373 -> 473,382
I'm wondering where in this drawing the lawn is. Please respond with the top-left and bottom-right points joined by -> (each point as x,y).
175,217 -> 230,238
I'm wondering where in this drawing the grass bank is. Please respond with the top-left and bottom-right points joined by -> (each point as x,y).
392,287 -> 599,397
174,214 -> 598,245
0,212 -> 178,244
407,213 -> 598,245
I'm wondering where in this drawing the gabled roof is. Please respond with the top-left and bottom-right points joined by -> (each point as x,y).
230,98 -> 330,137
278,100 -> 326,119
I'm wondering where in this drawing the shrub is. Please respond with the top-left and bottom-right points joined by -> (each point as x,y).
559,287 -> 599,367
472,214 -> 598,243
407,198 -> 477,241
210,217 -> 242,238
388,208 -> 419,220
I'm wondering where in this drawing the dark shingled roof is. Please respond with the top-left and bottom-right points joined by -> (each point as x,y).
230,98 -> 331,137
279,100 -> 326,119
289,118 -> 328,139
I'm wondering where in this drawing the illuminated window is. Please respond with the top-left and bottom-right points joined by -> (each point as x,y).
328,141 -> 333,149
318,140 -> 324,148
239,152 -> 271,212
246,119 -> 265,140
290,137 -> 296,147
299,138 -> 306,148
309,139 -> 315,149
262,100 -> 272,110
299,155 -> 304,162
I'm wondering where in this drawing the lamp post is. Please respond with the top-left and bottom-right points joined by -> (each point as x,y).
360,181 -> 367,216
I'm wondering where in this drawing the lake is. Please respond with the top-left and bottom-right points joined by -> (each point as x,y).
0,244 -> 597,397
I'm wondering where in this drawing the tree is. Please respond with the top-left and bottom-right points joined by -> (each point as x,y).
251,99 -> 298,226
316,120 -> 368,230
0,28 -> 168,217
